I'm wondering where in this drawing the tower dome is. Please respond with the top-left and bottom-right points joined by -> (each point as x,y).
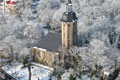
61,0 -> 77,22
61,12 -> 77,22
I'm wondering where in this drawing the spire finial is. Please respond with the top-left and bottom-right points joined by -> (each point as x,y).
67,0 -> 72,4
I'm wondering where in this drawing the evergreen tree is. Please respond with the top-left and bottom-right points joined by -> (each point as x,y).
69,74 -> 76,80
57,72 -> 61,80
79,64 -> 82,78
23,56 -> 29,66
69,74 -> 73,80
90,69 -> 94,79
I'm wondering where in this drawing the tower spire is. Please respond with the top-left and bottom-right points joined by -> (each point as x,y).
67,0 -> 72,4
66,0 -> 72,12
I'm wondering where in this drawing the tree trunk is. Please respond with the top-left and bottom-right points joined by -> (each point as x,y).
28,64 -> 32,80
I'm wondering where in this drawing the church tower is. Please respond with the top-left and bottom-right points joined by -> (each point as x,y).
61,0 -> 78,50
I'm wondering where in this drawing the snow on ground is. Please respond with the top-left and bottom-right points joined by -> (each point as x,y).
62,71 -> 71,80
62,70 -> 91,80
2,63 -> 53,80
81,76 -> 90,80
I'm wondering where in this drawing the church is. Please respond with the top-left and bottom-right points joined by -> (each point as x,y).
32,0 -> 78,68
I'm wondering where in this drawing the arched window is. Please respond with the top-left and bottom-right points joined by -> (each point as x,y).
68,24 -> 71,27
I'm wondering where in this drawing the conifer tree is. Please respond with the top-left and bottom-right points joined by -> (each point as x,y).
57,72 -> 61,80
69,74 -> 74,80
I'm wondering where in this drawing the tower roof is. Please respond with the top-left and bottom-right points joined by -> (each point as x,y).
61,12 -> 77,22
35,32 -> 62,53
61,0 -> 77,22
67,0 -> 72,4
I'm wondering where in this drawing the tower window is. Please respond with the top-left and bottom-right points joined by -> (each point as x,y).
73,23 -> 76,26
64,16 -> 67,20
39,51 -> 41,58
68,24 -> 70,27
73,31 -> 76,35
64,24 -> 65,27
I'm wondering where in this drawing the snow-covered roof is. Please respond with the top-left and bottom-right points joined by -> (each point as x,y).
33,47 -> 38,49
11,0 -> 17,2
104,71 -> 110,76
2,63 -> 53,80
5,0 -> 10,1
36,32 -> 62,53
38,48 -> 47,52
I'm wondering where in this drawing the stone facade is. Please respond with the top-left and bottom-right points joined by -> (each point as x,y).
6,5 -> 21,15
3,0 -> 22,15
32,47 -> 64,67
61,21 -> 77,50
61,0 -> 78,51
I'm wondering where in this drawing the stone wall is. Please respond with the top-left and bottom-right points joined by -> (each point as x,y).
6,5 -> 21,15
61,21 -> 77,50
3,2 -> 22,15
32,47 -> 64,67
61,22 -> 73,50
